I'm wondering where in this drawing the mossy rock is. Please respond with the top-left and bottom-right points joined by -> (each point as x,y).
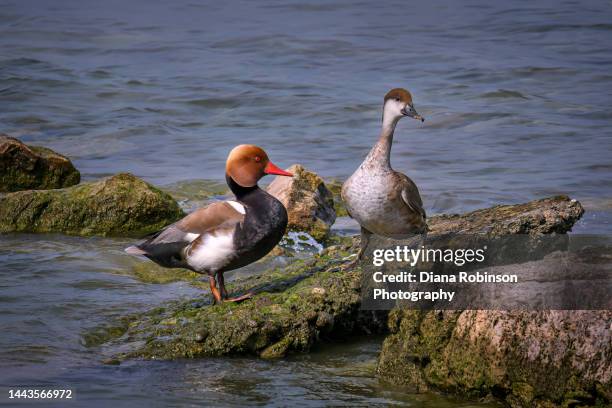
0,134 -> 80,192
0,172 -> 184,236
90,236 -> 388,361
377,310 -> 611,407
267,164 -> 336,241
373,197 -> 609,407
325,178 -> 349,217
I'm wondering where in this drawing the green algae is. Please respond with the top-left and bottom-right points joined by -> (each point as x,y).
325,178 -> 349,218
377,310 -> 611,407
131,263 -> 201,284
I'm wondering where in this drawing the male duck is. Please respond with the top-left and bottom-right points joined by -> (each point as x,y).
126,144 -> 292,303
341,88 -> 427,261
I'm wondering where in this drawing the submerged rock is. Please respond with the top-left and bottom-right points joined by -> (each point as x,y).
267,164 -> 336,241
0,134 -> 80,192
0,173 -> 184,236
93,195 -> 587,379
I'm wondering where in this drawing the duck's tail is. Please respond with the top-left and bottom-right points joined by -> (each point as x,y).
125,245 -> 147,256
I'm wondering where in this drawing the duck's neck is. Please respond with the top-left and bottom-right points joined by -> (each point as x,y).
226,175 -> 259,201
226,175 -> 285,229
364,114 -> 400,169
226,175 -> 274,213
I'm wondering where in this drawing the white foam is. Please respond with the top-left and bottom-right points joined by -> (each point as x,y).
281,231 -> 324,254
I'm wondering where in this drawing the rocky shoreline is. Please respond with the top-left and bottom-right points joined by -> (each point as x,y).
2,136 -> 609,407
85,195 -> 609,407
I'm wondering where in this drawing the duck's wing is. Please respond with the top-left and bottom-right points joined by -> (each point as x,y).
340,180 -> 355,219
125,201 -> 245,268
394,172 -> 427,221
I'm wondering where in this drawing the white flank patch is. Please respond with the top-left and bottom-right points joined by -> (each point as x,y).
227,200 -> 246,214
186,232 -> 234,272
183,232 -> 200,242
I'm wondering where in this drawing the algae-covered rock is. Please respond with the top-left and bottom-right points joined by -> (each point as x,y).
130,262 -> 200,284
377,310 -> 611,407
0,134 -> 80,192
0,173 -> 184,236
267,164 -> 336,241
374,196 -> 610,407
325,178 -> 349,217
427,195 -> 584,236
94,238 -> 387,361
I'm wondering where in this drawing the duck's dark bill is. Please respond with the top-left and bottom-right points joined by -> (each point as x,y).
401,106 -> 424,122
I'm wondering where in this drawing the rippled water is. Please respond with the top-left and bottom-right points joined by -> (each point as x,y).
1,0 -> 611,406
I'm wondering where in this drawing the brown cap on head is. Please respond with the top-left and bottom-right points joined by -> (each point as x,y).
226,144 -> 292,187
384,88 -> 413,105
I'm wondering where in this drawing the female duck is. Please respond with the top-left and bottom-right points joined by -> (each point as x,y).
341,88 -> 427,260
126,144 -> 292,303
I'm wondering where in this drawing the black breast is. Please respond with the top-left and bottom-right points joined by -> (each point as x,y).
222,179 -> 288,271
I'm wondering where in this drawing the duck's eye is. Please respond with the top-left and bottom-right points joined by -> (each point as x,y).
394,97 -> 400,102
254,156 -> 261,162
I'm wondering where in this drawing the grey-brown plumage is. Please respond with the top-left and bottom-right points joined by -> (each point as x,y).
342,88 -> 427,257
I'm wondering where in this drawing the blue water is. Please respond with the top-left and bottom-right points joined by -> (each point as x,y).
1,0 -> 611,406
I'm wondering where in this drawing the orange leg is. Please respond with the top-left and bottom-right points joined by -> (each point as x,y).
218,272 -> 228,299
217,272 -> 254,303
209,275 -> 222,304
